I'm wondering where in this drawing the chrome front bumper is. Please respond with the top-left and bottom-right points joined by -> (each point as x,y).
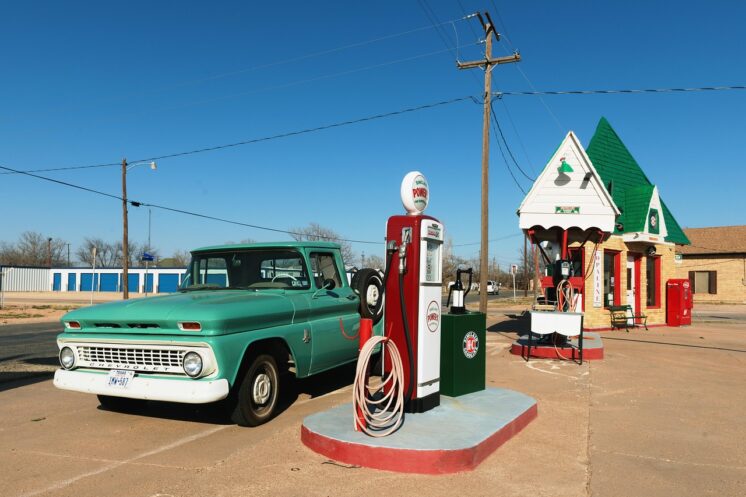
54,369 -> 230,404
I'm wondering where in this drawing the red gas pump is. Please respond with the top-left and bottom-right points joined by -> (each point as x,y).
385,171 -> 444,413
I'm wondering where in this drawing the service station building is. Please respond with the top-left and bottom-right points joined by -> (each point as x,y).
518,118 -> 690,330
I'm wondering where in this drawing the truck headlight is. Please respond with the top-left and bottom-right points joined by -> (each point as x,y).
59,347 -> 76,370
183,352 -> 203,378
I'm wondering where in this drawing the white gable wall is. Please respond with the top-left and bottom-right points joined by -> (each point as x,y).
518,132 -> 619,233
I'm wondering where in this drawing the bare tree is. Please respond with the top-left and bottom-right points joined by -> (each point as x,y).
364,254 -> 385,271
159,250 -> 191,268
441,237 -> 468,289
75,238 -> 159,267
76,238 -> 116,267
289,223 -> 355,263
0,232 -> 67,266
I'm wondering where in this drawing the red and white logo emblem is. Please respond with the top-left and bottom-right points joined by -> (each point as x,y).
463,331 -> 479,359
426,301 -> 440,332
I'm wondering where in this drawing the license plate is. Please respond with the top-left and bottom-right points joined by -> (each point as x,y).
107,370 -> 135,389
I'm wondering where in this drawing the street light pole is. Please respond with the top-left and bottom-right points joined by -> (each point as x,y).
122,158 -> 130,300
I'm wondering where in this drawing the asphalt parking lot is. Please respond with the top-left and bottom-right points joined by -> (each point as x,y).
1,304 -> 744,497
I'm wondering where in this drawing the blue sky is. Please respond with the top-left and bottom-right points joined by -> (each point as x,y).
1,0 -> 744,267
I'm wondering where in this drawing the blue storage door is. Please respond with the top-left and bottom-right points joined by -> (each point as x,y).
145,273 -> 154,293
67,273 -> 76,291
128,273 -> 140,293
158,274 -> 179,293
80,273 -> 99,291
206,273 -> 227,287
52,273 -> 62,291
100,273 -> 118,292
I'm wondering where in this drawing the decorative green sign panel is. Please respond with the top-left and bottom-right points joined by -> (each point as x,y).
555,206 -> 580,214
648,208 -> 660,234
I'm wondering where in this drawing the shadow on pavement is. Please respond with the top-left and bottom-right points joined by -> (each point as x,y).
94,361 -> 358,426
603,335 -> 746,353
488,312 -> 530,337
0,372 -> 54,392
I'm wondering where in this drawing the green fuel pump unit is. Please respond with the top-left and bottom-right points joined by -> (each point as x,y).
440,268 -> 486,398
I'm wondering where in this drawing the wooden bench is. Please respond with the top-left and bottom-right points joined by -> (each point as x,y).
609,305 -> 648,332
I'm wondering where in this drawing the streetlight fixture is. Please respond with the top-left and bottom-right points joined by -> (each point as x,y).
122,159 -> 156,300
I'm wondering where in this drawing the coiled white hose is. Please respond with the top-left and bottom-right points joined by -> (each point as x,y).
353,335 -> 404,437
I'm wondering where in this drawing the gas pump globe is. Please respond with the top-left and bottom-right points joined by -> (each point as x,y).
385,171 -> 444,413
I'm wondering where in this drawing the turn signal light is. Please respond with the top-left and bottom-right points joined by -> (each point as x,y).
65,321 -> 81,330
178,322 -> 202,331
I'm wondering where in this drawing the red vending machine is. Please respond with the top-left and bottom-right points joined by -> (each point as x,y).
666,279 -> 693,326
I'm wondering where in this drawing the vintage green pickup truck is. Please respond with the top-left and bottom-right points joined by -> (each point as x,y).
54,242 -> 383,426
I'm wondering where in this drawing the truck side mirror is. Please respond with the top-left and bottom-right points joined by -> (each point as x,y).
323,278 -> 336,291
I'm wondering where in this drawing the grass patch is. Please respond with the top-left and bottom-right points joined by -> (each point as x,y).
0,313 -> 45,319
31,305 -> 52,310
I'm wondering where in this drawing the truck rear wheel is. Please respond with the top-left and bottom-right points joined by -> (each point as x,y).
231,353 -> 280,427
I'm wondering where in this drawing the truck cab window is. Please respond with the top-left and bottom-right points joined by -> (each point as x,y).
310,253 -> 343,289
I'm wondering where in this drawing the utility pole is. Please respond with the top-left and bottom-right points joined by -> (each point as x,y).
122,158 -> 130,300
523,233 -> 528,297
457,12 -> 520,314
47,237 -> 52,268
67,243 -> 71,267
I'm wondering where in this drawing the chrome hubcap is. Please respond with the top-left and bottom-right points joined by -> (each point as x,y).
252,373 -> 272,405
366,285 -> 380,307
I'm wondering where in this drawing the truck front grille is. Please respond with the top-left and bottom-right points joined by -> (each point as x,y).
76,345 -> 188,374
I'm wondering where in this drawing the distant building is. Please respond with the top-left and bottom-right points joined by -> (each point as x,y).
518,117 -> 690,329
0,266 -> 186,294
675,225 -> 746,303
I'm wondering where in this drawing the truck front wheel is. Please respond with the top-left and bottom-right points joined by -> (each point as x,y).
231,353 -> 280,426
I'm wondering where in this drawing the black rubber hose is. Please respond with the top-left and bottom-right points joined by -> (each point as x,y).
399,271 -> 415,404
381,247 -> 396,289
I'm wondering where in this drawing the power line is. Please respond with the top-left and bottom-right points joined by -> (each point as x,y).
11,16 -> 473,121
0,164 -> 383,246
489,100 -> 534,181
143,43 -> 481,115
2,96 -> 474,175
454,233 -> 523,247
494,85 -> 746,97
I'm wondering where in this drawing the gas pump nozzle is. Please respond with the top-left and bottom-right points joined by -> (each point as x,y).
399,227 -> 412,274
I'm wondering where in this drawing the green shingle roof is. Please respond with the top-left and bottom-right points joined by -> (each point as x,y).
585,117 -> 690,245
623,185 -> 654,233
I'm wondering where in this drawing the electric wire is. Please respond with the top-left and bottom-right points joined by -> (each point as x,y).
489,108 -> 526,195
494,85 -> 746,97
489,100 -> 535,181
2,96 -> 474,175
17,16 -> 473,119
119,43 -> 482,120
499,98 -> 537,175
453,232 -> 522,247
0,164 -> 382,246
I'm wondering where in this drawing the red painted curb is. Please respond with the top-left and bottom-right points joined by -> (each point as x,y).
510,343 -> 604,360
301,403 -> 538,474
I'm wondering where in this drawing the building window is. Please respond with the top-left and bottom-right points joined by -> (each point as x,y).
646,256 -> 661,307
690,271 -> 717,294
603,251 -> 619,308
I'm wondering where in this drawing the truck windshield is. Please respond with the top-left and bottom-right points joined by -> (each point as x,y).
180,249 -> 310,291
